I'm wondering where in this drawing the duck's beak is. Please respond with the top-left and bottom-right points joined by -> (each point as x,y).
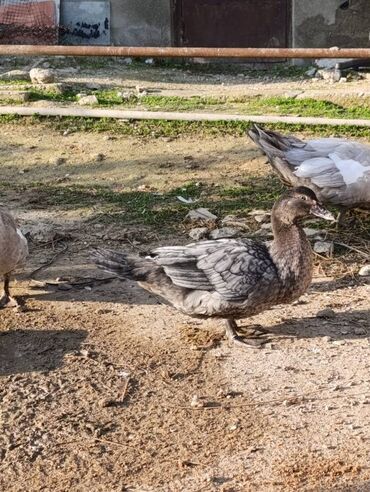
310,203 -> 335,221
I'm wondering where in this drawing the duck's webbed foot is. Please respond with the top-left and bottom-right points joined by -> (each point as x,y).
224,319 -> 268,349
0,274 -> 20,309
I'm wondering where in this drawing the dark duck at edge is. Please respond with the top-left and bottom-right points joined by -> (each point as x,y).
92,187 -> 334,348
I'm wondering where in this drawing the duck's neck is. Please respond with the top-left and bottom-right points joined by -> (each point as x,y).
269,215 -> 313,298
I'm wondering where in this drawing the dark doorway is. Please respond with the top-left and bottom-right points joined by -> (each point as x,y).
173,0 -> 290,49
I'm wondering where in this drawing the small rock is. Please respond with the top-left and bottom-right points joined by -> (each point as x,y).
185,162 -> 199,170
63,129 -> 72,136
303,227 -> 325,238
260,222 -> 272,231
116,91 -> 134,101
354,327 -> 367,336
92,153 -> 105,162
122,57 -> 133,64
305,67 -> 317,77
283,91 -> 301,99
103,135 -> 116,141
189,227 -> 209,241
190,395 -> 204,408
145,58 -> 154,65
185,208 -> 218,221
359,265 -> 370,277
99,398 -> 114,408
58,283 -> 73,291
283,398 -> 298,407
254,214 -> 271,224
314,240 -> 334,256
209,227 -> 238,239
95,308 -> 112,314
77,94 -> 98,105
315,68 -> 340,82
316,308 -> 335,319
323,336 -> 332,342
29,68 -> 55,84
221,215 -> 250,231
248,209 -> 270,217
79,349 -> 90,358
332,340 -> 346,346
54,157 -> 66,166
249,209 -> 271,224
85,82 -> 101,90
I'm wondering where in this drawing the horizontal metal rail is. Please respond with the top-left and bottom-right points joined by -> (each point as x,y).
1,45 -> 370,58
1,105 -> 370,127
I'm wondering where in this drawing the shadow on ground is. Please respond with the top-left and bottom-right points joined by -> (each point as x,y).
0,329 -> 87,375
238,309 -> 370,343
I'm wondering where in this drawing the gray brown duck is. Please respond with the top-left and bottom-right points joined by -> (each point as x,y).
92,187 -> 334,348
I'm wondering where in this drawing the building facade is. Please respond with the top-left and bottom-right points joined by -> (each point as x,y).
0,0 -> 368,49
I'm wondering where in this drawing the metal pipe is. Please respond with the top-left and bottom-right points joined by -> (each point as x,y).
1,105 -> 370,127
1,45 -> 370,58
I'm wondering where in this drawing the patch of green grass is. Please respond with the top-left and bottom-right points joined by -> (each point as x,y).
2,113 -> 370,140
27,88 -> 77,103
0,79 -> 31,85
242,97 -> 370,119
1,176 -> 284,230
137,95 -> 226,111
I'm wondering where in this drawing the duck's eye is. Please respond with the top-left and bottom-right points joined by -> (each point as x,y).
300,195 -> 308,201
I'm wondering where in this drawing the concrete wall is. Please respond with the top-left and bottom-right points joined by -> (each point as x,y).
110,0 -> 171,46
293,0 -> 370,48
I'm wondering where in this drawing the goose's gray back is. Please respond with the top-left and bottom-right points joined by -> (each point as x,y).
286,139 -> 370,207
0,208 -> 28,275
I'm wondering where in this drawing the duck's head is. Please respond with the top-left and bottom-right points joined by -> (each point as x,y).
273,187 -> 335,225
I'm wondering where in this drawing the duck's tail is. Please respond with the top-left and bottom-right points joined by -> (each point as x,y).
248,124 -> 298,156
91,247 -> 157,282
248,124 -> 303,186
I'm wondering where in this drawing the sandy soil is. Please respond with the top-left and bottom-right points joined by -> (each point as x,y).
0,124 -> 369,491
3,56 -> 370,101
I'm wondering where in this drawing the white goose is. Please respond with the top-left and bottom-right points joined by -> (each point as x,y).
248,124 -> 370,223
0,207 -> 28,307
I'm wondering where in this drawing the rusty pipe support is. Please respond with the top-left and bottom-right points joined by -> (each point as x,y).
1,45 -> 370,58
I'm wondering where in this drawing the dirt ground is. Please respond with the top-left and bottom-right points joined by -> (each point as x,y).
0,123 -> 370,491
4,56 -> 370,101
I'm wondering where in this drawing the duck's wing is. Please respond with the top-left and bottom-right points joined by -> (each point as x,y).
152,239 -> 276,302
291,140 -> 370,204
